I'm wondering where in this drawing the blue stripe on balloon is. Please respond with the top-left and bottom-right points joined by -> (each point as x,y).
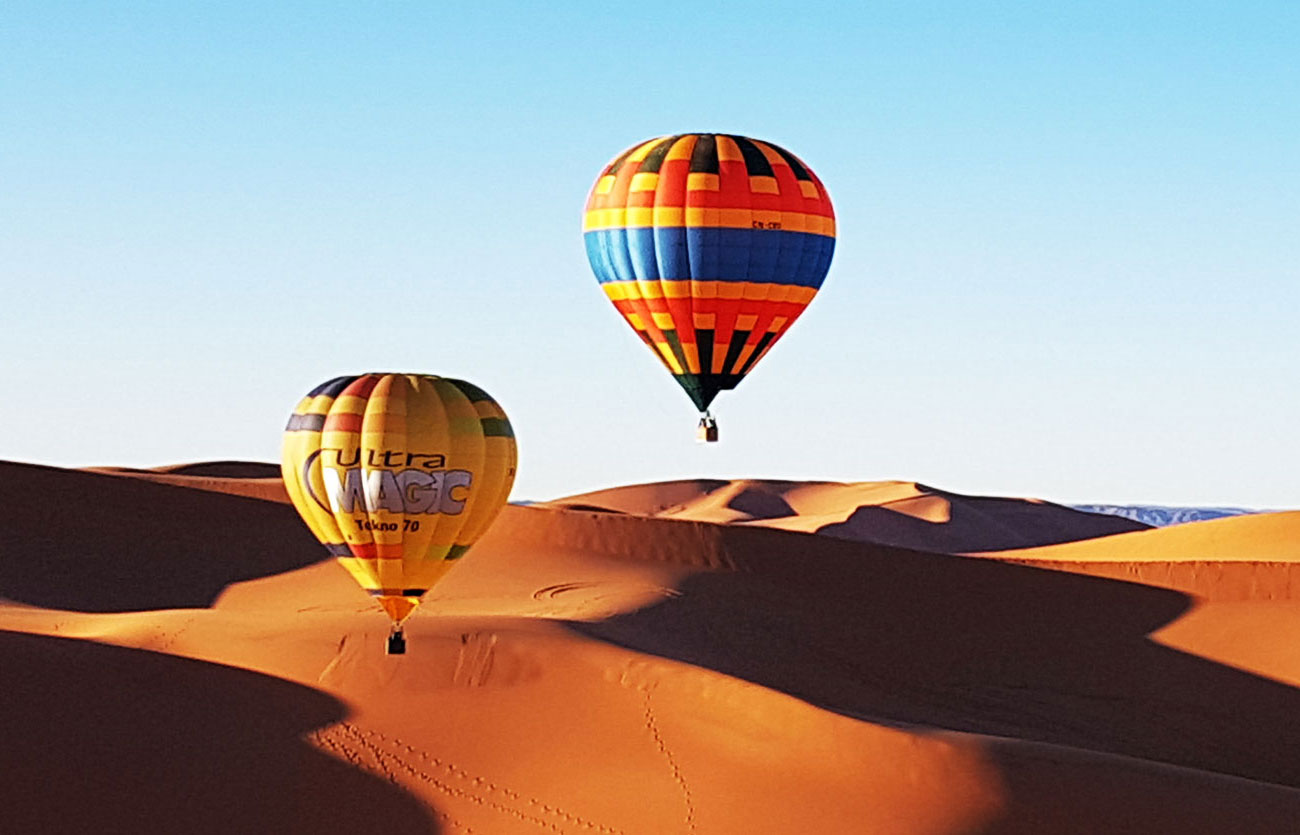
583,233 -> 618,283
808,236 -> 836,288
625,228 -> 660,280
685,227 -> 720,282
718,234 -> 751,280
585,229 -> 634,283
773,224 -> 806,285
747,233 -> 780,284
584,228 -> 834,287
607,229 -> 638,282
654,226 -> 690,279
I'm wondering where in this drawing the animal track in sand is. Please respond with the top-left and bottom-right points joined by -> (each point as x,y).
312,726 -> 475,833
640,688 -> 698,833
148,614 -> 197,654
312,722 -> 625,834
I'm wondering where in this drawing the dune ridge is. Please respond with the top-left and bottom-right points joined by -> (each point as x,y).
85,461 -> 288,502
547,478 -> 1151,552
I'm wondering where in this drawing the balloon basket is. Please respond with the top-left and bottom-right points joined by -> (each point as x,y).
386,629 -> 407,655
696,414 -> 719,443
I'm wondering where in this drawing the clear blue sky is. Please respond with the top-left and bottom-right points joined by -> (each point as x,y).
3,1 -> 1297,506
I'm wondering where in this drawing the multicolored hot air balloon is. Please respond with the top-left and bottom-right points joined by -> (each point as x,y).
281,373 -> 516,654
583,133 -> 836,441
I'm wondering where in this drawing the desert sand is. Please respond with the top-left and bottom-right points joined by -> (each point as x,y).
4,462 -> 1300,833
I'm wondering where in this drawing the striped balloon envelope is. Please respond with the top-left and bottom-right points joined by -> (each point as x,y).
281,373 -> 516,651
583,133 -> 835,439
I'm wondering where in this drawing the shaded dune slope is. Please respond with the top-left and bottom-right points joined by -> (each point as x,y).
0,630 -> 439,835
0,461 -> 318,610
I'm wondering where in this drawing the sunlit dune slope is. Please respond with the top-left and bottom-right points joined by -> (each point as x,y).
5,460 -> 1300,833
976,510 -> 1300,602
546,478 -> 1149,552
985,509 -> 1300,563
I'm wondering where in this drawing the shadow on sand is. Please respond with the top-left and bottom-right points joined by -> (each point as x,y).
0,461 -> 323,611
570,526 -> 1300,788
0,631 -> 440,834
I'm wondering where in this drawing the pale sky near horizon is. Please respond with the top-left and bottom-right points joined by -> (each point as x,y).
3,2 -> 1297,506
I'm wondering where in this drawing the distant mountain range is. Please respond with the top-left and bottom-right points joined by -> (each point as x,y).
1071,505 -> 1262,527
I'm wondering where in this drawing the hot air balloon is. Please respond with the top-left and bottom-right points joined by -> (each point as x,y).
281,373 -> 516,654
583,133 -> 836,441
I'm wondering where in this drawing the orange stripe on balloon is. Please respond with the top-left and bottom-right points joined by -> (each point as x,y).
340,374 -> 380,400
322,413 -> 363,432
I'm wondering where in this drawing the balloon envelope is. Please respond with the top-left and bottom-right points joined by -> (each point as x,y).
583,133 -> 836,412
281,373 -> 516,624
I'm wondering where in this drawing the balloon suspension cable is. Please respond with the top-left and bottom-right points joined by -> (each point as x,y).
696,411 -> 719,444
386,626 -> 407,656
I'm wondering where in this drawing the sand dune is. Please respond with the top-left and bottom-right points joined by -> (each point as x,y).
547,478 -> 1150,551
4,461 -> 1300,832
0,461 -> 317,611
0,630 -> 438,835
975,509 -> 1300,604
986,508 -> 1300,563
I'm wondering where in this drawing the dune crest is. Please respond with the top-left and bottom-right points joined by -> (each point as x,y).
547,478 -> 1149,552
85,460 -> 289,502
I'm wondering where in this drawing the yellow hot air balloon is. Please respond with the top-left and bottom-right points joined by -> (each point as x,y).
281,373 -> 516,654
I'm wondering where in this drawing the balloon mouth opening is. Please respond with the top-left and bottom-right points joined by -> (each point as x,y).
376,594 -> 421,624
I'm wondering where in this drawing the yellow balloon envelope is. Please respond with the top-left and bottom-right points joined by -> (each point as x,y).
281,373 -> 516,631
